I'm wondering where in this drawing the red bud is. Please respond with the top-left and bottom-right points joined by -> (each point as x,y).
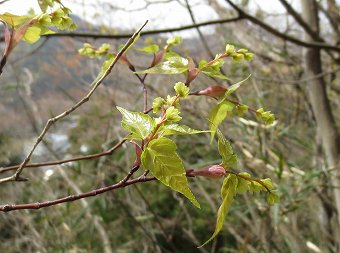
186,68 -> 200,84
187,165 -> 225,179
195,86 -> 227,99
152,50 -> 165,66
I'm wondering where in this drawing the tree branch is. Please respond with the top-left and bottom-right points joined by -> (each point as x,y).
0,174 -> 156,212
0,20 -> 149,184
224,0 -> 340,53
42,17 -> 243,39
278,0 -> 320,40
0,138 -> 127,173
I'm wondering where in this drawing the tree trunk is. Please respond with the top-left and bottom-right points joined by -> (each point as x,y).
301,0 -> 340,248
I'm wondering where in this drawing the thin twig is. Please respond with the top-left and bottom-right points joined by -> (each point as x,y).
0,20 -> 148,184
0,138 -> 128,173
0,175 -> 156,212
224,0 -> 340,53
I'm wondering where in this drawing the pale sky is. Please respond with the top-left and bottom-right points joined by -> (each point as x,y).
0,0 -> 287,31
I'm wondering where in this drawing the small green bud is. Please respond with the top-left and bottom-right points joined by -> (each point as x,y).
53,8 -> 65,18
225,44 -> 235,54
165,106 -> 182,122
174,82 -> 190,98
152,97 -> 166,114
237,48 -> 248,54
232,54 -> 244,62
267,190 -> 280,205
244,53 -> 254,61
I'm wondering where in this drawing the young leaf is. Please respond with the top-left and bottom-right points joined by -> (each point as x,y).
116,106 -> 156,140
200,59 -> 230,80
174,82 -> 189,98
136,44 -> 159,54
199,174 -> 238,247
135,56 -> 189,75
208,101 -> 235,142
159,124 -> 208,136
152,97 -> 166,114
165,106 -> 182,122
141,137 -> 200,208
217,129 -> 237,168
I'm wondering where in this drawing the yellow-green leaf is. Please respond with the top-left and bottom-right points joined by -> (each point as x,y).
199,174 -> 238,247
116,106 -> 156,140
208,101 -> 235,142
141,137 -> 200,208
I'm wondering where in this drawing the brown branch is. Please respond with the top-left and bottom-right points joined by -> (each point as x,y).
224,0 -> 340,53
0,20 -> 149,184
0,174 -> 156,212
278,0 -> 321,40
43,17 -> 243,39
0,138 -> 127,173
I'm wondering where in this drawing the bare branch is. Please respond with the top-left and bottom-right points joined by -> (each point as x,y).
0,20 -> 149,184
224,0 -> 340,53
41,17 -> 243,39
0,174 -> 156,212
0,138 -> 128,173
278,0 -> 320,40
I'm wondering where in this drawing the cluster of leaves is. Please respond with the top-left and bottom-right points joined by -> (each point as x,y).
0,0 -> 76,74
78,35 -> 279,246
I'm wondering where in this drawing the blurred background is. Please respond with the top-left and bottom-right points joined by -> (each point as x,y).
0,0 -> 340,252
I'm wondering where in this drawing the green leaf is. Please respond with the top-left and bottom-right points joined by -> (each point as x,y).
159,124 -> 209,136
136,44 -> 159,54
141,137 -> 200,208
166,36 -> 182,46
208,101 -> 235,142
174,82 -> 189,98
199,174 -> 238,247
225,44 -> 235,55
0,13 -> 31,28
217,129 -> 237,168
135,56 -> 189,75
225,74 -> 251,96
116,106 -> 156,140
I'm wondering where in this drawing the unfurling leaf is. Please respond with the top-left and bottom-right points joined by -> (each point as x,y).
208,101 -> 235,142
199,174 -> 238,247
165,106 -> 182,123
199,59 -> 230,80
152,97 -> 166,114
256,108 -> 275,125
174,82 -> 189,98
217,129 -> 237,168
116,106 -> 156,140
141,137 -> 200,208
